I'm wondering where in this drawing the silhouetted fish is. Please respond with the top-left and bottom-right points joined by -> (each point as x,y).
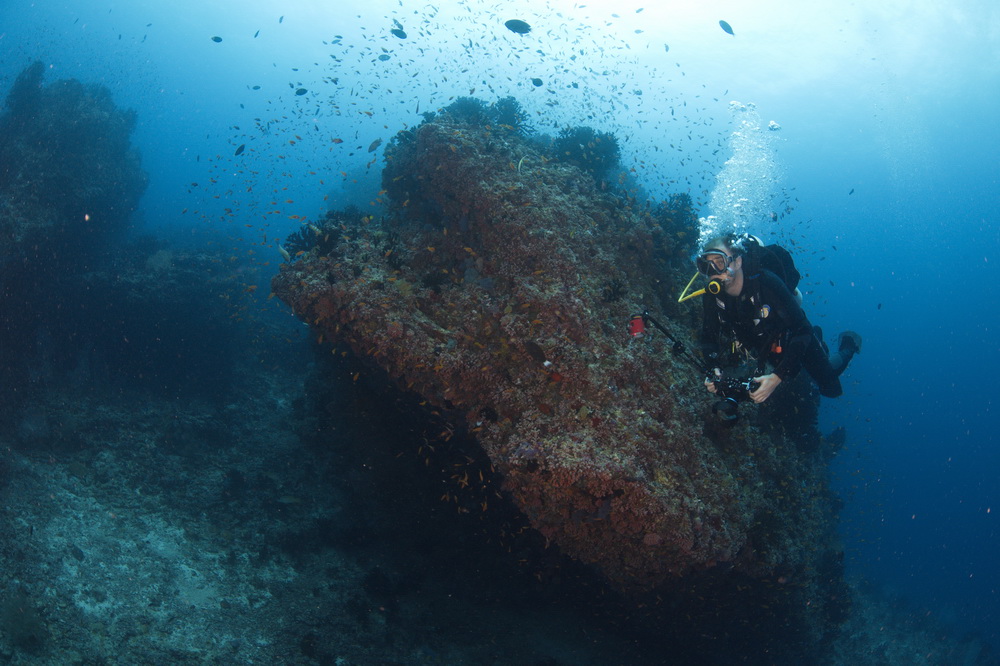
211,35 -> 222,42
391,28 -> 407,39
505,19 -> 531,34
531,78 -> 543,86
295,88 -> 307,95
719,20 -> 734,35
368,139 -> 382,152
234,144 -> 245,156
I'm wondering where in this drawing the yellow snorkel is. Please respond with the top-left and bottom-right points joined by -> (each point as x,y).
677,272 -> 723,303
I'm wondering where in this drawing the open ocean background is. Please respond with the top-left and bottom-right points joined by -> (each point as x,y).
2,0 -> 997,658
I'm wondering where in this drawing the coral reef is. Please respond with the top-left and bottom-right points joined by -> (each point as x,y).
272,96 -> 846,640
0,62 -> 152,415
418,95 -> 534,136
0,61 -> 147,259
552,125 -> 621,179
0,64 -> 988,662
283,205 -> 365,258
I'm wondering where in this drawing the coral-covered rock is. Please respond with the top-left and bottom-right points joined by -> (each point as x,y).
0,62 -> 150,414
272,108 -> 839,595
0,61 -> 147,260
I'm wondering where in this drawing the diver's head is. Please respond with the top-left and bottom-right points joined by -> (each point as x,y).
696,234 -> 745,289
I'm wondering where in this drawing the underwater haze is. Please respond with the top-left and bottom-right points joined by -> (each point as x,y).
2,0 -> 999,663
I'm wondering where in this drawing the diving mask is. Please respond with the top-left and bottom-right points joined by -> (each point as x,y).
695,250 -> 733,277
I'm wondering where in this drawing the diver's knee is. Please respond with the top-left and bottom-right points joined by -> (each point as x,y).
819,380 -> 843,398
820,386 -> 843,398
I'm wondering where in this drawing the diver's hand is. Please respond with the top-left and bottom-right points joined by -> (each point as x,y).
705,368 -> 722,394
750,373 -> 781,403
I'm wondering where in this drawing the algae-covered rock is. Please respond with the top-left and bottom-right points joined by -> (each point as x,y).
272,106 -> 840,596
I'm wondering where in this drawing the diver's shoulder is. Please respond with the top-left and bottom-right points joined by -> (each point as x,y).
755,269 -> 794,295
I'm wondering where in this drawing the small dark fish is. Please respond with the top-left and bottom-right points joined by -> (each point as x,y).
295,88 -> 307,95
234,144 -> 245,156
211,35 -> 222,42
279,15 -> 284,23
719,20 -> 734,35
848,188 -> 855,195
663,43 -> 669,53
368,138 -> 382,152
391,28 -> 407,39
523,341 -> 547,365
505,19 -> 531,34
252,85 -> 261,90
254,30 -> 260,38
877,303 -> 882,310
531,77 -> 543,86
378,54 -> 391,61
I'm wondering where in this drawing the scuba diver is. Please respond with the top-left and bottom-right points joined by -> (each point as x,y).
688,233 -> 861,403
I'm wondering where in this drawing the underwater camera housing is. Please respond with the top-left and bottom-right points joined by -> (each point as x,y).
711,375 -> 760,423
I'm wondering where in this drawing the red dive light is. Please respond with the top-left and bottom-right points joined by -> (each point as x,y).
629,314 -> 646,337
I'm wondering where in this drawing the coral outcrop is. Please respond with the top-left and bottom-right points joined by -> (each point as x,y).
0,61 -> 147,260
272,104 -> 842,605
0,62 -> 150,413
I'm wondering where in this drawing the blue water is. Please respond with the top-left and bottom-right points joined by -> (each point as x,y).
3,0 -> 998,654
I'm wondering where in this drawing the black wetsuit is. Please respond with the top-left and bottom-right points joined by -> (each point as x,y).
700,269 -> 848,398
